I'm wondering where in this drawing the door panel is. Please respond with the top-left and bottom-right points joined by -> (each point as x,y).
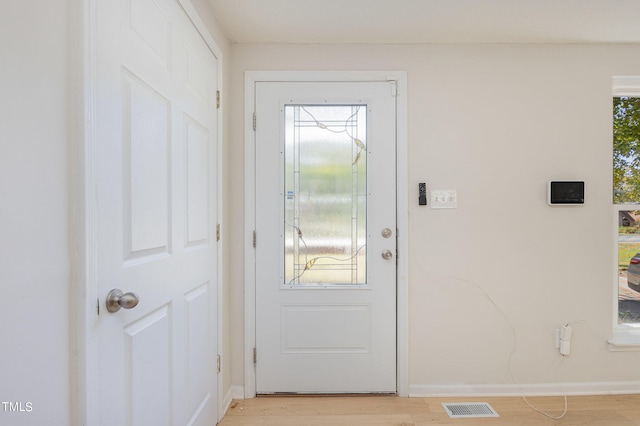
185,284 -> 211,417
185,116 -> 210,245
281,304 -> 372,353
123,72 -> 171,259
124,307 -> 171,426
93,0 -> 218,423
255,81 -> 397,394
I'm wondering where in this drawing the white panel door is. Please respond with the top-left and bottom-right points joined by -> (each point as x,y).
255,81 -> 397,393
92,0 -> 218,424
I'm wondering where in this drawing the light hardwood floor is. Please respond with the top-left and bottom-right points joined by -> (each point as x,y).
219,394 -> 640,425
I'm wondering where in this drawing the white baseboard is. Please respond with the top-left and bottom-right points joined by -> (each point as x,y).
222,382 -> 638,409
230,385 -> 245,400
409,381 -> 640,397
221,385 -> 245,419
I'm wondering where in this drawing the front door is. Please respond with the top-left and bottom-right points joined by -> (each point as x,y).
254,81 -> 397,393
91,0 -> 219,424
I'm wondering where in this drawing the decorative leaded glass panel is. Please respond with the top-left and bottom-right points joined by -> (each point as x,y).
284,105 -> 367,285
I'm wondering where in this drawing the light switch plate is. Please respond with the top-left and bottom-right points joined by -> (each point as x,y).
431,190 -> 457,209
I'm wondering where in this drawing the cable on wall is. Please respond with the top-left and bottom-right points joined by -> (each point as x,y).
408,210 -> 576,420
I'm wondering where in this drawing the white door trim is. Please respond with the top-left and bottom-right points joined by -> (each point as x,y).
244,71 -> 408,398
72,0 -> 225,423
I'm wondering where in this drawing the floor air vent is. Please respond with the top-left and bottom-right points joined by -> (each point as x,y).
441,402 -> 499,418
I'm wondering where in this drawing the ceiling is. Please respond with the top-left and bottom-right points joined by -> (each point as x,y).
208,0 -> 640,44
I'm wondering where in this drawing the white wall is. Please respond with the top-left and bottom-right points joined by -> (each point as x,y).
0,1 -> 71,424
230,43 -> 640,394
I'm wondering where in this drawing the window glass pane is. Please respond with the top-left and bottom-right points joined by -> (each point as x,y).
618,210 -> 640,324
613,97 -> 640,204
284,105 -> 367,286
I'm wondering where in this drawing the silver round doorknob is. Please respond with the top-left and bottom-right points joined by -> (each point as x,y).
381,250 -> 393,260
106,288 -> 140,313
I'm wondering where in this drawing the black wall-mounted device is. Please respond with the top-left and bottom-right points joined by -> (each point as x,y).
419,183 -> 427,205
548,181 -> 585,205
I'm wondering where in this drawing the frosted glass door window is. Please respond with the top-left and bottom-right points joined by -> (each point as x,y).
284,105 -> 367,285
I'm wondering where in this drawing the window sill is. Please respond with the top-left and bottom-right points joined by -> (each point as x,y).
608,330 -> 640,351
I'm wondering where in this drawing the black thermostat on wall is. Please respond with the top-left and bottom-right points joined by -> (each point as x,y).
548,181 -> 585,205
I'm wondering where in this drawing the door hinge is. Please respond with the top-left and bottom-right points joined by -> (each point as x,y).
216,90 -> 221,109
253,230 -> 256,248
216,354 -> 221,373
388,79 -> 398,96
97,297 -> 100,316
252,112 -> 256,131
253,347 -> 257,364
216,223 -> 220,241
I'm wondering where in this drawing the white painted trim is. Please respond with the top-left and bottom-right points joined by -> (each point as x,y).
410,381 -> 640,397
75,0 -> 99,424
395,76 -> 409,398
176,0 -> 223,61
613,76 -> 640,97
244,71 -> 409,398
221,385 -> 245,417
608,338 -> 640,351
244,73 -> 257,399
76,0 -> 225,423
230,385 -> 246,401
219,386 -> 245,420
221,388 -> 234,419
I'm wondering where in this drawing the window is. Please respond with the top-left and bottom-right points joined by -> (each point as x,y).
283,104 -> 367,286
612,77 -> 640,348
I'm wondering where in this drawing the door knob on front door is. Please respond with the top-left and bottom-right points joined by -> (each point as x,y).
106,289 -> 140,313
381,250 -> 393,260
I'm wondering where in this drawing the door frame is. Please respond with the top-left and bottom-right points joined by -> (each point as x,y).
244,71 -> 409,398
72,0 -> 225,423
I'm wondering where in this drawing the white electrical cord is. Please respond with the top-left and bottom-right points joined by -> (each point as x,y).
446,275 -> 569,420
408,210 -> 571,420
519,357 -> 568,420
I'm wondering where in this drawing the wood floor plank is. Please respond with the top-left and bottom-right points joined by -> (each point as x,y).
219,394 -> 640,425
228,396 -> 429,416
221,414 -> 415,426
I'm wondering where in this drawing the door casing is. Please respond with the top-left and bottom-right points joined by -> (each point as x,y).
73,0 -> 226,423
244,71 -> 409,398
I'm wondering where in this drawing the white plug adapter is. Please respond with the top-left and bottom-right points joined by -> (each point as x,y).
560,325 -> 572,341
559,325 -> 572,355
